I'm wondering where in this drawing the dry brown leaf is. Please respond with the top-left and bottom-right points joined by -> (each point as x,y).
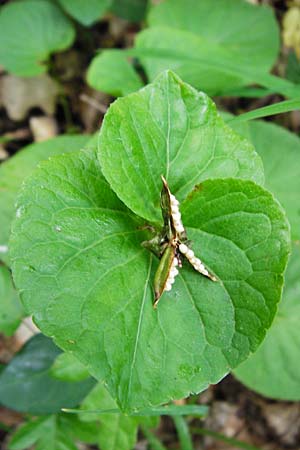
1,74 -> 60,121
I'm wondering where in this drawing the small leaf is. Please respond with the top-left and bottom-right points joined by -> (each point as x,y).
0,334 -> 95,414
87,50 -> 143,96
9,416 -> 54,450
98,70 -> 264,223
57,0 -> 112,26
9,414 -> 85,450
0,134 -> 90,265
0,266 -> 24,336
0,0 -> 75,76
234,243 -> 300,400
50,353 -> 90,382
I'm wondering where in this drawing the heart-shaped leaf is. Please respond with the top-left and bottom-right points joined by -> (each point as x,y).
10,145 -> 289,411
99,71 -> 264,223
87,50 -> 143,97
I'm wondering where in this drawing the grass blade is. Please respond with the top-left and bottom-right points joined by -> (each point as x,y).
227,98 -> 300,124
141,426 -> 168,450
191,427 -> 262,450
173,416 -> 194,450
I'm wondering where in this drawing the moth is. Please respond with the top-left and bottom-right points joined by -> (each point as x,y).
143,176 -> 217,308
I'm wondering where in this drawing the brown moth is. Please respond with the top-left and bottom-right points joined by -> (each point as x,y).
145,176 -> 217,307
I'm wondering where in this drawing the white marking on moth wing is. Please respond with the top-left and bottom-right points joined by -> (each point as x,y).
0,245 -> 8,254
164,255 -> 180,293
179,243 -> 188,254
186,249 -> 194,259
165,282 -> 172,291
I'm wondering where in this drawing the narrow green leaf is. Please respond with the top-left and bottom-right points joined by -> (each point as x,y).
0,266 -> 24,336
173,416 -> 194,450
227,98 -> 300,124
0,0 -> 75,76
141,426 -> 168,450
0,334 -> 95,414
0,134 -> 90,266
234,243 -> 300,400
87,50 -> 143,96
129,44 -> 300,99
50,353 -> 90,382
57,0 -> 112,26
191,427 -> 262,450
98,70 -> 264,223
67,403 -> 208,417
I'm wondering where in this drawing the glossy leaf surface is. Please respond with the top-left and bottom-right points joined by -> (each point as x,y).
99,71 -> 264,223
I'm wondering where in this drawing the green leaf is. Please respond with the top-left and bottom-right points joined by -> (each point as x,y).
98,71 -> 264,223
0,334 -> 95,414
191,427 -> 262,450
234,243 -> 300,400
0,134 -> 90,266
9,416 -> 54,450
136,0 -> 279,95
67,403 -> 207,417
9,414 -> 84,450
0,266 -> 24,336
0,0 -> 75,76
141,426 -> 167,450
58,414 -> 100,445
87,50 -> 143,96
229,120 -> 300,240
57,0 -> 112,26
173,416 -> 193,450
286,51 -> 300,84
111,0 -> 148,22
50,353 -> 90,382
10,133 -> 290,412
227,98 -> 300,124
81,384 -> 138,450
